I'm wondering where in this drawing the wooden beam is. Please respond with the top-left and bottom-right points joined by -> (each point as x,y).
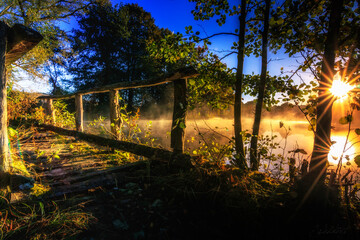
171,79 -> 187,154
45,98 -> 56,125
109,90 -> 122,140
5,23 -> 43,66
0,22 -> 10,173
75,94 -> 83,132
38,66 -> 199,100
39,124 -> 193,169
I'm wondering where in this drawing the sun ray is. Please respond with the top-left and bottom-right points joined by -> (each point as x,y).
327,136 -> 355,165
330,79 -> 354,100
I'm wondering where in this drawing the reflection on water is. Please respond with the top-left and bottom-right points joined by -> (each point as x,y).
84,117 -> 360,169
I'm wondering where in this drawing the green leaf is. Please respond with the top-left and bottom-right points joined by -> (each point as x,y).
269,18 -> 276,26
179,122 -> 186,129
245,133 -> 252,138
355,128 -> 360,135
339,117 -> 348,125
294,149 -> 307,154
188,79 -> 195,86
8,127 -> 18,137
39,202 -> 45,216
277,18 -> 284,25
355,155 -> 360,167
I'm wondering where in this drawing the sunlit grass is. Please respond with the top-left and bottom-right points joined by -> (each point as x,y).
0,202 -> 94,239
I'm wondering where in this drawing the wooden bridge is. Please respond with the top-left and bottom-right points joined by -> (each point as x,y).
0,22 -> 199,198
37,66 -> 198,168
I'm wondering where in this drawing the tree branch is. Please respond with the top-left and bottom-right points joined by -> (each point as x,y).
198,32 -> 239,41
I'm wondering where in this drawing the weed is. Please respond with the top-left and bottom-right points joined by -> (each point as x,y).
30,183 -> 51,197
0,201 -> 94,239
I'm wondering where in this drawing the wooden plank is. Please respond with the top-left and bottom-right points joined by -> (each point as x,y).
6,23 -> 43,65
39,124 -> 193,169
109,90 -> 121,140
75,94 -> 83,132
50,162 -> 144,187
38,66 -> 199,100
0,22 -> 10,173
171,79 -> 187,154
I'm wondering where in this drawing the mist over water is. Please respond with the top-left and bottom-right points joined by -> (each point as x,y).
83,101 -> 360,177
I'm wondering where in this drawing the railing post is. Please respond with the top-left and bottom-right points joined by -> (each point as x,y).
75,94 -> 83,132
45,98 -> 56,125
109,89 -> 122,140
0,22 -> 10,173
171,78 -> 187,154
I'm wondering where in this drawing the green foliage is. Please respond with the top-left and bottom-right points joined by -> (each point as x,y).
1,0 -> 96,81
243,74 -> 289,110
88,97 -> 157,147
7,89 -> 39,122
30,183 -> 51,197
69,2 -> 167,109
53,100 -> 75,128
148,31 -> 235,109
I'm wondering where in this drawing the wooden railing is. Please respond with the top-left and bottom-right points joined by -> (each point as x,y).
38,67 -> 199,155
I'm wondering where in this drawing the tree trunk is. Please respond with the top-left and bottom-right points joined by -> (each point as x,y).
171,79 -> 187,154
234,0 -> 247,169
309,0 -> 344,184
250,0 -> 270,171
0,22 -> 10,174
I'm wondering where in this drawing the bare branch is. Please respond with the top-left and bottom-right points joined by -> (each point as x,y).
198,32 -> 239,41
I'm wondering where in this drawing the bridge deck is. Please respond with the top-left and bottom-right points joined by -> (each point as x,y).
12,128 -> 146,201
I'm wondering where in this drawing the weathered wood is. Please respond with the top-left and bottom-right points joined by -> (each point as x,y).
45,98 -> 56,124
289,157 -> 295,183
171,79 -> 187,154
38,67 -> 199,100
39,124 -> 193,169
109,89 -> 121,140
6,24 -> 43,65
0,22 -> 10,173
50,162 -> 144,187
75,94 -> 83,132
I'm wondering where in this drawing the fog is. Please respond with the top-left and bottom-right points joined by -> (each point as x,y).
82,99 -> 360,178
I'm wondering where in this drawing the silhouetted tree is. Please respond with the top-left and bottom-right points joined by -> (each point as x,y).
69,2 -> 166,113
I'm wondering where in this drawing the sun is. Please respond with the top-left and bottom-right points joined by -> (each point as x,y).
328,136 -> 355,165
329,79 -> 354,100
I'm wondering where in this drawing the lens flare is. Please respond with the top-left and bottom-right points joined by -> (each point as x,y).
330,79 -> 354,100
328,136 -> 355,165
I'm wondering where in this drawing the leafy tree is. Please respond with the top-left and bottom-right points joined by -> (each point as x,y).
249,0 -> 271,170
189,0 -> 251,169
0,0 -> 97,81
189,0 -> 293,170
68,2 -> 166,113
274,0 -> 360,187
148,31 -> 235,110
